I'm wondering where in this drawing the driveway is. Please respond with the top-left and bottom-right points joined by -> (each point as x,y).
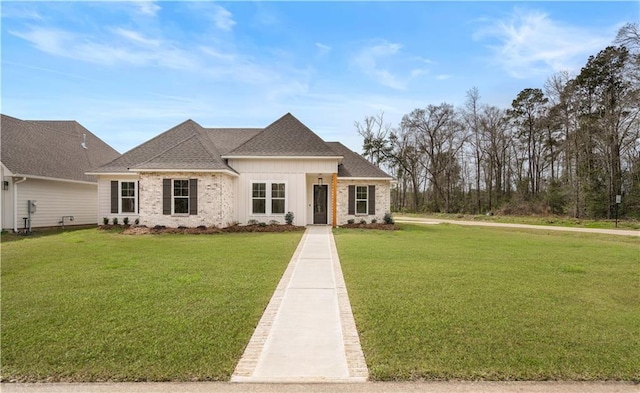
394,216 -> 640,237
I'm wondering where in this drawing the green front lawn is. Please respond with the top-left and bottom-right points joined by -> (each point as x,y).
335,224 -> 640,381
1,229 -> 303,382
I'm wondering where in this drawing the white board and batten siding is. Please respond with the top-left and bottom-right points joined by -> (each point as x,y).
229,158 -> 339,226
11,178 -> 98,229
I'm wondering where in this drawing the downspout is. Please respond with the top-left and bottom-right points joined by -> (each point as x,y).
13,177 -> 27,232
332,173 -> 337,228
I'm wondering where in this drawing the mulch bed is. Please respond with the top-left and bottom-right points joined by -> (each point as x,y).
99,224 -> 306,235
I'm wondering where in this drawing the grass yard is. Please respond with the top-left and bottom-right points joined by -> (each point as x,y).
334,224 -> 640,381
1,229 -> 303,382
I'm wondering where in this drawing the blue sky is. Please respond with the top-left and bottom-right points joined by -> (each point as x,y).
1,1 -> 637,154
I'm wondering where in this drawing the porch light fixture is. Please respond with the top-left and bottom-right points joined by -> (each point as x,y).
318,177 -> 323,185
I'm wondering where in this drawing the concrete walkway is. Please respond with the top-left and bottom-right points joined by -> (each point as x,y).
395,216 -> 640,236
231,226 -> 368,383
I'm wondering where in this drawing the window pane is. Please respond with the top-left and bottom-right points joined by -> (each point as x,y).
121,182 -> 135,197
252,183 -> 266,198
271,183 -> 285,198
356,186 -> 368,200
272,199 -> 285,214
122,197 -> 135,213
356,200 -> 367,214
252,198 -> 265,214
174,197 -> 189,214
174,180 -> 189,197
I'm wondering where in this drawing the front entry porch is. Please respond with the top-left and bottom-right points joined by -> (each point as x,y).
306,173 -> 337,227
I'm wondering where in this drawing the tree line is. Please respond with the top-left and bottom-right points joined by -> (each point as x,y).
356,23 -> 640,219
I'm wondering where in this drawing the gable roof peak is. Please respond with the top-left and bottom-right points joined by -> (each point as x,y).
225,112 -> 340,157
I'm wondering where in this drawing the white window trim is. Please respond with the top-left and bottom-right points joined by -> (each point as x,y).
172,179 -> 190,216
355,185 -> 368,215
250,180 -> 287,216
119,181 -> 138,214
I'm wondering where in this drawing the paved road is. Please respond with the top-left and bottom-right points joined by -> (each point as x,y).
2,381 -> 638,393
394,216 -> 640,237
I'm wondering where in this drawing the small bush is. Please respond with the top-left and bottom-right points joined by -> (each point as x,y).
371,218 -> 378,224
197,225 -> 207,230
178,226 -> 187,229
103,217 -> 109,225
123,217 -> 130,225
360,219 -> 367,225
347,219 -> 355,224
153,225 -> 166,230
285,211 -> 294,225
269,220 -> 280,226
259,222 -> 267,227
134,218 -> 140,225
112,217 -> 118,226
247,219 -> 259,226
383,212 -> 394,225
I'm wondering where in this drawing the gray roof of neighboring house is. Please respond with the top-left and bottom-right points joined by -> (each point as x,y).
92,113 -> 392,179
327,142 -> 393,179
1,114 -> 120,183
225,113 -> 341,157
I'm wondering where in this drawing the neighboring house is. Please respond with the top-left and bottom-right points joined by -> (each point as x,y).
89,113 -> 393,228
1,114 -> 120,231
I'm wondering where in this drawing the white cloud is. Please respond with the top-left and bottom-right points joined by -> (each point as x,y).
212,5 -> 236,31
113,28 -> 160,47
473,8 -> 612,78
436,74 -> 451,80
131,0 -> 160,17
351,41 -> 431,90
315,42 -> 332,57
352,41 -> 407,90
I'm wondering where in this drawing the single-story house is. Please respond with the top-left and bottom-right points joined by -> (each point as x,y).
88,113 -> 393,227
1,114 -> 121,231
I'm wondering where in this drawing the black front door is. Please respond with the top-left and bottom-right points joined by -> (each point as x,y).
313,185 -> 328,224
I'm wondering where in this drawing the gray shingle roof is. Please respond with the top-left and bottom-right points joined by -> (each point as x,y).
1,114 -> 120,182
91,113 -> 393,180
327,142 -> 393,179
225,113 -> 341,157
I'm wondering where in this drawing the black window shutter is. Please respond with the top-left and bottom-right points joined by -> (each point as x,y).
189,179 -> 198,215
162,179 -> 171,215
368,185 -> 376,215
110,181 -> 118,213
348,185 -> 355,215
137,181 -> 140,213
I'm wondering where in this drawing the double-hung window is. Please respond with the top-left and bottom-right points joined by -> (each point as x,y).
251,181 -> 286,215
252,183 -> 266,214
173,180 -> 189,214
271,183 -> 286,214
121,182 -> 136,213
356,186 -> 368,214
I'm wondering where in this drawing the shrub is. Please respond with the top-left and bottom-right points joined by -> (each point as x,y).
360,219 -> 367,225
383,212 -> 395,225
247,219 -> 259,226
134,218 -> 140,225
197,225 -> 207,230
269,220 -> 280,225
259,222 -> 267,227
112,217 -> 118,225
347,219 -> 355,224
123,217 -> 130,225
103,217 -> 109,225
371,218 -> 378,224
285,211 -> 294,225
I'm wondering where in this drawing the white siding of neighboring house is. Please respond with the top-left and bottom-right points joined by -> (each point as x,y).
1,163 -> 15,230
9,178 -> 98,229
97,175 -> 140,224
228,158 -> 339,226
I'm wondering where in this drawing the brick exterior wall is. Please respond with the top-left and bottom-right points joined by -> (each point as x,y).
139,172 -> 234,228
336,179 -> 390,225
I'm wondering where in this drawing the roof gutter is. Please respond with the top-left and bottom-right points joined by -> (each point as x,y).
13,177 -> 27,233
